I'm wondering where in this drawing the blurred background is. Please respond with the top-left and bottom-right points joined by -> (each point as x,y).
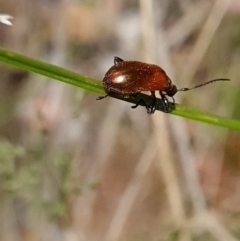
0,0 -> 240,240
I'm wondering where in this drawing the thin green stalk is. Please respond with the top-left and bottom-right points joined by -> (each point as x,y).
0,47 -> 239,130
172,104 -> 240,129
0,47 -> 103,94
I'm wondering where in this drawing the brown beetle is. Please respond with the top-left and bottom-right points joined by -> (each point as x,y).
97,57 -> 229,114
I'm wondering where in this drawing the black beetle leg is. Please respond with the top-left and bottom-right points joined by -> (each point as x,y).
131,98 -> 153,114
131,98 -> 148,109
114,57 -> 124,64
132,92 -> 157,114
96,94 -> 109,100
160,92 -> 170,113
146,91 -> 157,114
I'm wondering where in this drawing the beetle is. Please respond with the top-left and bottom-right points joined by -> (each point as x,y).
97,57 -> 229,114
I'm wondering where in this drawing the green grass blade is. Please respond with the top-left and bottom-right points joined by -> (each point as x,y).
172,103 -> 240,129
0,47 -> 104,94
0,47 -> 239,130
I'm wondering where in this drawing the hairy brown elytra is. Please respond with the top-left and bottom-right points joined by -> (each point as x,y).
97,57 -> 230,114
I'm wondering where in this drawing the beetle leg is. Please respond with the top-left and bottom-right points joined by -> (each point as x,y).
131,98 -> 148,109
160,92 -> 170,113
96,94 -> 109,100
114,57 -> 124,64
131,99 -> 152,113
131,92 -> 157,114
145,91 -> 156,114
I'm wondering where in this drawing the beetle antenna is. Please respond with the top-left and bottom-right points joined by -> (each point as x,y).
178,78 -> 230,92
